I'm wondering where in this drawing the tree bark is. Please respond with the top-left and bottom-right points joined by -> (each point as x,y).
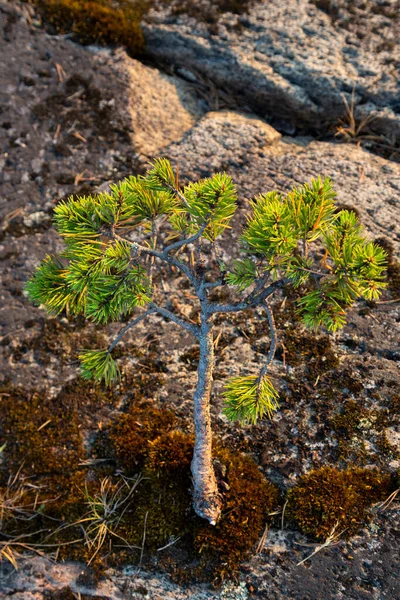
191,321 -> 222,525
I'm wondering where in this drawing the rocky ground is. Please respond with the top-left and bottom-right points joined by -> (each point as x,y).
0,0 -> 399,598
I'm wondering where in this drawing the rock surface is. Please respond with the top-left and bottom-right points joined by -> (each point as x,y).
0,1 -> 399,599
164,110 -> 400,251
126,58 -> 205,155
144,0 -> 400,140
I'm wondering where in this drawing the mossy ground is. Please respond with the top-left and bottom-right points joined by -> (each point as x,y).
1,279 -> 398,579
26,0 -> 256,58
0,386 -> 278,584
286,466 -> 395,541
31,0 -> 148,56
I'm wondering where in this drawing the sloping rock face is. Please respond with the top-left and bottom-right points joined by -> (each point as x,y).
144,0 -> 400,139
126,58 -> 205,155
164,110 -> 400,251
1,2 -> 400,600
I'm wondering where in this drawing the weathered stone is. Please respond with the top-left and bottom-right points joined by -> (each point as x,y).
144,0 -> 400,138
125,57 -> 204,155
163,110 -> 281,175
165,111 -> 400,251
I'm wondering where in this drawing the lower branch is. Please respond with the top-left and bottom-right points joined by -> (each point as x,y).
108,309 -> 155,352
207,278 -> 289,314
107,302 -> 199,353
149,302 -> 200,337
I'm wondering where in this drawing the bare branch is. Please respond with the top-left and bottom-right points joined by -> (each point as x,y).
108,309 -> 156,352
204,279 -> 225,289
164,221 -> 209,255
207,278 -> 289,314
116,236 -> 198,288
243,270 -> 271,304
149,302 -> 200,337
162,181 -> 189,208
258,301 -> 277,380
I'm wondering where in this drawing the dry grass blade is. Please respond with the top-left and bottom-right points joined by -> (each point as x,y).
0,530 -> 52,569
0,468 -> 49,527
256,523 -> 269,554
374,488 -> 399,512
295,521 -> 346,566
75,475 -> 143,565
335,89 -> 377,142
0,543 -> 19,569
335,88 -> 399,160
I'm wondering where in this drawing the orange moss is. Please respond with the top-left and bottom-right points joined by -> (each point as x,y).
108,403 -> 176,472
287,466 -> 394,540
193,447 -> 279,582
34,0 -> 148,55
147,430 -> 194,472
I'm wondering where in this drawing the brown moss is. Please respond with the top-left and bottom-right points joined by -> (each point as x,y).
98,406 -> 278,583
0,384 -> 85,494
0,383 -> 91,553
108,404 -> 176,472
147,430 -> 194,472
283,327 -> 339,378
33,0 -> 148,56
287,466 -> 394,541
193,447 -> 279,583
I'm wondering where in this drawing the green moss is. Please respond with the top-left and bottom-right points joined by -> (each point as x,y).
287,466 -> 394,541
331,399 -> 397,466
33,0 -> 148,56
375,432 -> 399,460
332,399 -> 369,436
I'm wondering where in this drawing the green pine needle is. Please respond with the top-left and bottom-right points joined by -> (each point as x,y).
223,375 -> 279,425
226,258 -> 257,290
183,172 -> 237,241
26,165 -> 388,397
79,350 -> 120,386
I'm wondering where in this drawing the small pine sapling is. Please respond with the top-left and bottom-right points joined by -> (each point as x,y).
26,159 -> 387,524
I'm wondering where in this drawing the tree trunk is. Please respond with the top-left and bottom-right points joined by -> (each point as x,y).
191,322 -> 222,525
